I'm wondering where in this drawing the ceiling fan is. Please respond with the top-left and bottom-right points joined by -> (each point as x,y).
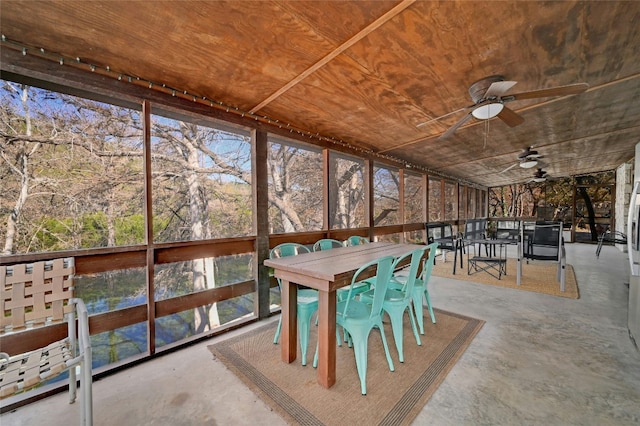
500,146 -> 544,173
528,168 -> 549,183
436,75 -> 589,139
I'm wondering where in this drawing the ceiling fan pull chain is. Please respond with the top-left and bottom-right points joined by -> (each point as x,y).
483,119 -> 489,149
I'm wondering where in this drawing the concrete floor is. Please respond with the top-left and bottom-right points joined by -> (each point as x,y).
2,243 -> 639,425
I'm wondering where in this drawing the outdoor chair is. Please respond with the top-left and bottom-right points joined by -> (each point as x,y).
523,222 -> 567,291
313,238 -> 344,251
360,247 -> 426,363
0,258 -> 93,425
494,219 -> 521,241
460,218 -> 487,243
425,222 -> 457,263
313,237 -> 370,342
312,238 -> 368,301
312,255 -> 396,395
270,243 -> 319,366
391,242 -> 438,334
596,224 -> 627,257
344,235 -> 370,246
459,217 -> 489,255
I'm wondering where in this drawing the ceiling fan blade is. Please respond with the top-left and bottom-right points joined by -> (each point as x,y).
439,112 -> 473,139
499,162 -> 518,174
497,106 -> 525,127
483,80 -> 517,98
506,83 -> 589,101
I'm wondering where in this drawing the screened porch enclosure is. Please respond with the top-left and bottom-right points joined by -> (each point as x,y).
0,80 -> 490,408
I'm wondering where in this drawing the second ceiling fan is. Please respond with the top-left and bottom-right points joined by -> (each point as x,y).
528,168 -> 549,183
437,75 -> 589,139
500,146 -> 544,173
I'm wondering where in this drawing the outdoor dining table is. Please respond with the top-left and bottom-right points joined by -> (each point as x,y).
463,237 -> 522,283
263,241 -> 425,388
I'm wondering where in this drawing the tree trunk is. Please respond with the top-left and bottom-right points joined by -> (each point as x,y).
578,187 -> 598,241
2,85 -> 37,255
183,134 -> 220,332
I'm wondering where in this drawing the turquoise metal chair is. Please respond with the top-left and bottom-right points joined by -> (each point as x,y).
344,235 -> 370,246
312,237 -> 362,342
313,255 -> 396,395
389,242 -> 438,335
270,243 -> 319,366
340,235 -> 373,326
313,238 -> 344,251
360,247 -> 425,363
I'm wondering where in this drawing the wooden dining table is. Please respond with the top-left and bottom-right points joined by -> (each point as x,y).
263,241 -> 425,388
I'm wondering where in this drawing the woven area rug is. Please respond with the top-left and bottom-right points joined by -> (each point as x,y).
209,309 -> 483,426
432,257 -> 579,299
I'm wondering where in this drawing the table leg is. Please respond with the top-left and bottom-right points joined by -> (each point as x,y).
453,241 -> 458,275
316,289 -> 337,388
281,279 -> 298,363
517,241 -> 522,285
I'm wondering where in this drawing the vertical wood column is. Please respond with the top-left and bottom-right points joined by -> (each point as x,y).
142,100 -> 155,354
323,149 -> 330,232
399,169 -> 405,243
364,159 -> 374,240
253,129 -> 271,320
440,179 -> 446,221
571,178 -> 577,243
454,182 -> 460,224
423,174 -> 429,242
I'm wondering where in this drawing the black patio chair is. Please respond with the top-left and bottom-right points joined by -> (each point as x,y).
523,221 -> 566,291
595,224 -> 627,257
425,222 -> 457,264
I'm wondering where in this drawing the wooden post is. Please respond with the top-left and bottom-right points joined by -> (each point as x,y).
252,129 -> 271,320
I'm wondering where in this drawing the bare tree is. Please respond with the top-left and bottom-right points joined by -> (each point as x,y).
1,83 -> 36,254
329,158 -> 365,229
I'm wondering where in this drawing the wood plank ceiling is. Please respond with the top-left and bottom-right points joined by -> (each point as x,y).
1,0 -> 639,187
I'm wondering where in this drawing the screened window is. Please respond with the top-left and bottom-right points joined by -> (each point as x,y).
0,82 -> 144,254
376,233 -> 401,243
478,189 -> 487,217
150,113 -> 252,242
268,137 -> 322,233
467,188 -> 476,219
75,269 -> 147,367
458,186 -> 467,220
428,177 -> 442,221
444,181 -> 457,221
404,173 -> 423,224
329,153 -> 365,229
153,254 -> 255,347
373,165 -> 399,226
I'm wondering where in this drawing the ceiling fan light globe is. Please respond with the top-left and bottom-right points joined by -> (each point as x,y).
533,177 -> 546,183
520,159 -> 538,168
471,102 -> 504,120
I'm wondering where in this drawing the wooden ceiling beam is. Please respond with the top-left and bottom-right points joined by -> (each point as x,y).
248,0 -> 416,114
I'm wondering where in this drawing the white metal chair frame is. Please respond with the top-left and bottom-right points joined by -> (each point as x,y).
0,258 -> 93,425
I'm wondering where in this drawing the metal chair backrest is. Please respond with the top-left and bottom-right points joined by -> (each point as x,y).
313,239 -> 344,251
270,243 -> 310,259
1,258 -> 75,333
344,235 -> 369,246
341,255 -> 394,320
420,242 -> 439,282
461,218 -> 487,241
525,222 -> 563,261
495,219 -> 521,240
425,222 -> 455,251
393,247 -> 428,301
